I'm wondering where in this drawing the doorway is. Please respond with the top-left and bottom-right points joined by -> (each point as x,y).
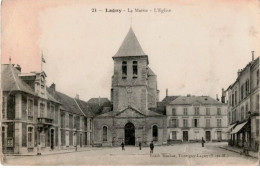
183,131 -> 188,142
125,122 -> 135,145
50,129 -> 54,150
206,131 -> 211,141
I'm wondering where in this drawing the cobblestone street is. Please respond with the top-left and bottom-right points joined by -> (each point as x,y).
2,143 -> 258,166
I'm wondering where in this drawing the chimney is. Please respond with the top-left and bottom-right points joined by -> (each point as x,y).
15,64 -> 21,72
166,88 -> 168,97
237,69 -> 241,77
221,88 -> 226,103
75,94 -> 79,100
216,94 -> 219,101
251,51 -> 254,61
50,83 -> 56,96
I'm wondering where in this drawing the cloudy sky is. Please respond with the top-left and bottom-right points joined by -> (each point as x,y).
2,0 -> 260,101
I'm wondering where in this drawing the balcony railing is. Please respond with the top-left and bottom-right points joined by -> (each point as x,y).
37,117 -> 53,126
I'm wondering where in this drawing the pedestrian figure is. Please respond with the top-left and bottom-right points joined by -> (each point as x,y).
37,142 -> 42,155
139,142 -> 142,150
121,141 -> 125,151
242,140 -> 249,156
150,141 -> 154,154
202,137 -> 205,147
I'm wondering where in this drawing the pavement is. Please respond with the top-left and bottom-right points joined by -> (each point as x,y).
2,142 -> 259,166
4,146 -> 101,157
218,144 -> 259,159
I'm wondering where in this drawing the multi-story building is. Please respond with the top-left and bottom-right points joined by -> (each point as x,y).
226,54 -> 259,151
166,95 -> 228,143
1,63 -> 94,154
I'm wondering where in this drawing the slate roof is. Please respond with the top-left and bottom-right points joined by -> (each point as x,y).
155,96 -> 180,115
87,97 -> 112,116
74,99 -> 94,117
1,64 -> 35,95
48,89 -> 85,116
170,96 -> 224,105
114,27 -> 146,57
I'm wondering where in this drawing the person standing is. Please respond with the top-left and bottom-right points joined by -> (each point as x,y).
202,137 -> 205,147
150,141 -> 154,154
139,142 -> 142,150
121,141 -> 125,151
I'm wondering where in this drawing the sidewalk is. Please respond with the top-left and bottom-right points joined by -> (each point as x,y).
219,145 -> 259,159
4,146 -> 103,157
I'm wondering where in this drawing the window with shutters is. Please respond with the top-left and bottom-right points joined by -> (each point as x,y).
122,61 -> 127,79
256,94 -> 259,111
27,126 -> 34,148
194,107 -> 200,115
183,119 -> 188,127
217,119 -> 222,127
171,119 -> 178,128
183,108 -> 188,115
217,108 -> 221,115
2,97 -> 6,119
40,103 -> 45,117
257,69 -> 259,86
172,108 -> 176,116
206,119 -> 210,128
27,99 -> 34,119
206,108 -> 210,115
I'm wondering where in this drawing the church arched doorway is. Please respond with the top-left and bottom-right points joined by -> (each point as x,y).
125,122 -> 135,145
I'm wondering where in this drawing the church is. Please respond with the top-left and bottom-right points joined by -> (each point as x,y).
93,28 -> 167,146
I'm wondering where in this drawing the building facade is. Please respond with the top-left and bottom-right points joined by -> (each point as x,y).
226,54 -> 259,151
166,96 -> 228,143
93,28 -> 167,146
1,64 -> 94,154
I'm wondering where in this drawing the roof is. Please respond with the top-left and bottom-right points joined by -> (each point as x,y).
74,99 -> 94,117
48,89 -> 85,116
161,96 -> 179,104
114,27 -> 146,57
170,96 -> 225,105
87,97 -> 110,104
97,106 -> 164,118
1,64 -> 36,95
147,67 -> 156,76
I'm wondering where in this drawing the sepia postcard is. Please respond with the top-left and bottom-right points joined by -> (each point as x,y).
0,0 -> 260,166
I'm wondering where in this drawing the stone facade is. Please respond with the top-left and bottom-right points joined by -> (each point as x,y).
226,54 -> 259,151
166,96 -> 228,144
93,28 -> 167,147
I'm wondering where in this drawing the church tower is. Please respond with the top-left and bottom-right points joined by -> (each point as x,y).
111,28 -> 158,113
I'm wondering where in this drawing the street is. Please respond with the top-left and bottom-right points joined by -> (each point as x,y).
2,143 -> 258,166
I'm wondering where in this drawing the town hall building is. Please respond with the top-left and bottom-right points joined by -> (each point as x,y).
93,28 -> 168,146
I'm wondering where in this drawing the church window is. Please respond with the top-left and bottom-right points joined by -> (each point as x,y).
133,61 -> 138,78
122,61 -> 127,79
103,126 -> 107,142
152,125 -> 158,141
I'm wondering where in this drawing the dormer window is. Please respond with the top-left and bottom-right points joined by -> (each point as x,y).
133,61 -> 138,78
122,61 -> 127,79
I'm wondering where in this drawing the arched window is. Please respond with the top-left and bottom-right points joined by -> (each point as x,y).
133,61 -> 138,78
152,125 -> 158,141
122,61 -> 127,79
103,126 -> 107,142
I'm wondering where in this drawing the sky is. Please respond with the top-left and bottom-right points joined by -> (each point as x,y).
1,0 -> 260,102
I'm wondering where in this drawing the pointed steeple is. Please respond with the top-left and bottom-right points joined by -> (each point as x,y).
114,27 -> 146,57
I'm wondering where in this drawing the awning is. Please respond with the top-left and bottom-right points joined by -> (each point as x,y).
230,121 -> 248,134
225,123 -> 237,133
